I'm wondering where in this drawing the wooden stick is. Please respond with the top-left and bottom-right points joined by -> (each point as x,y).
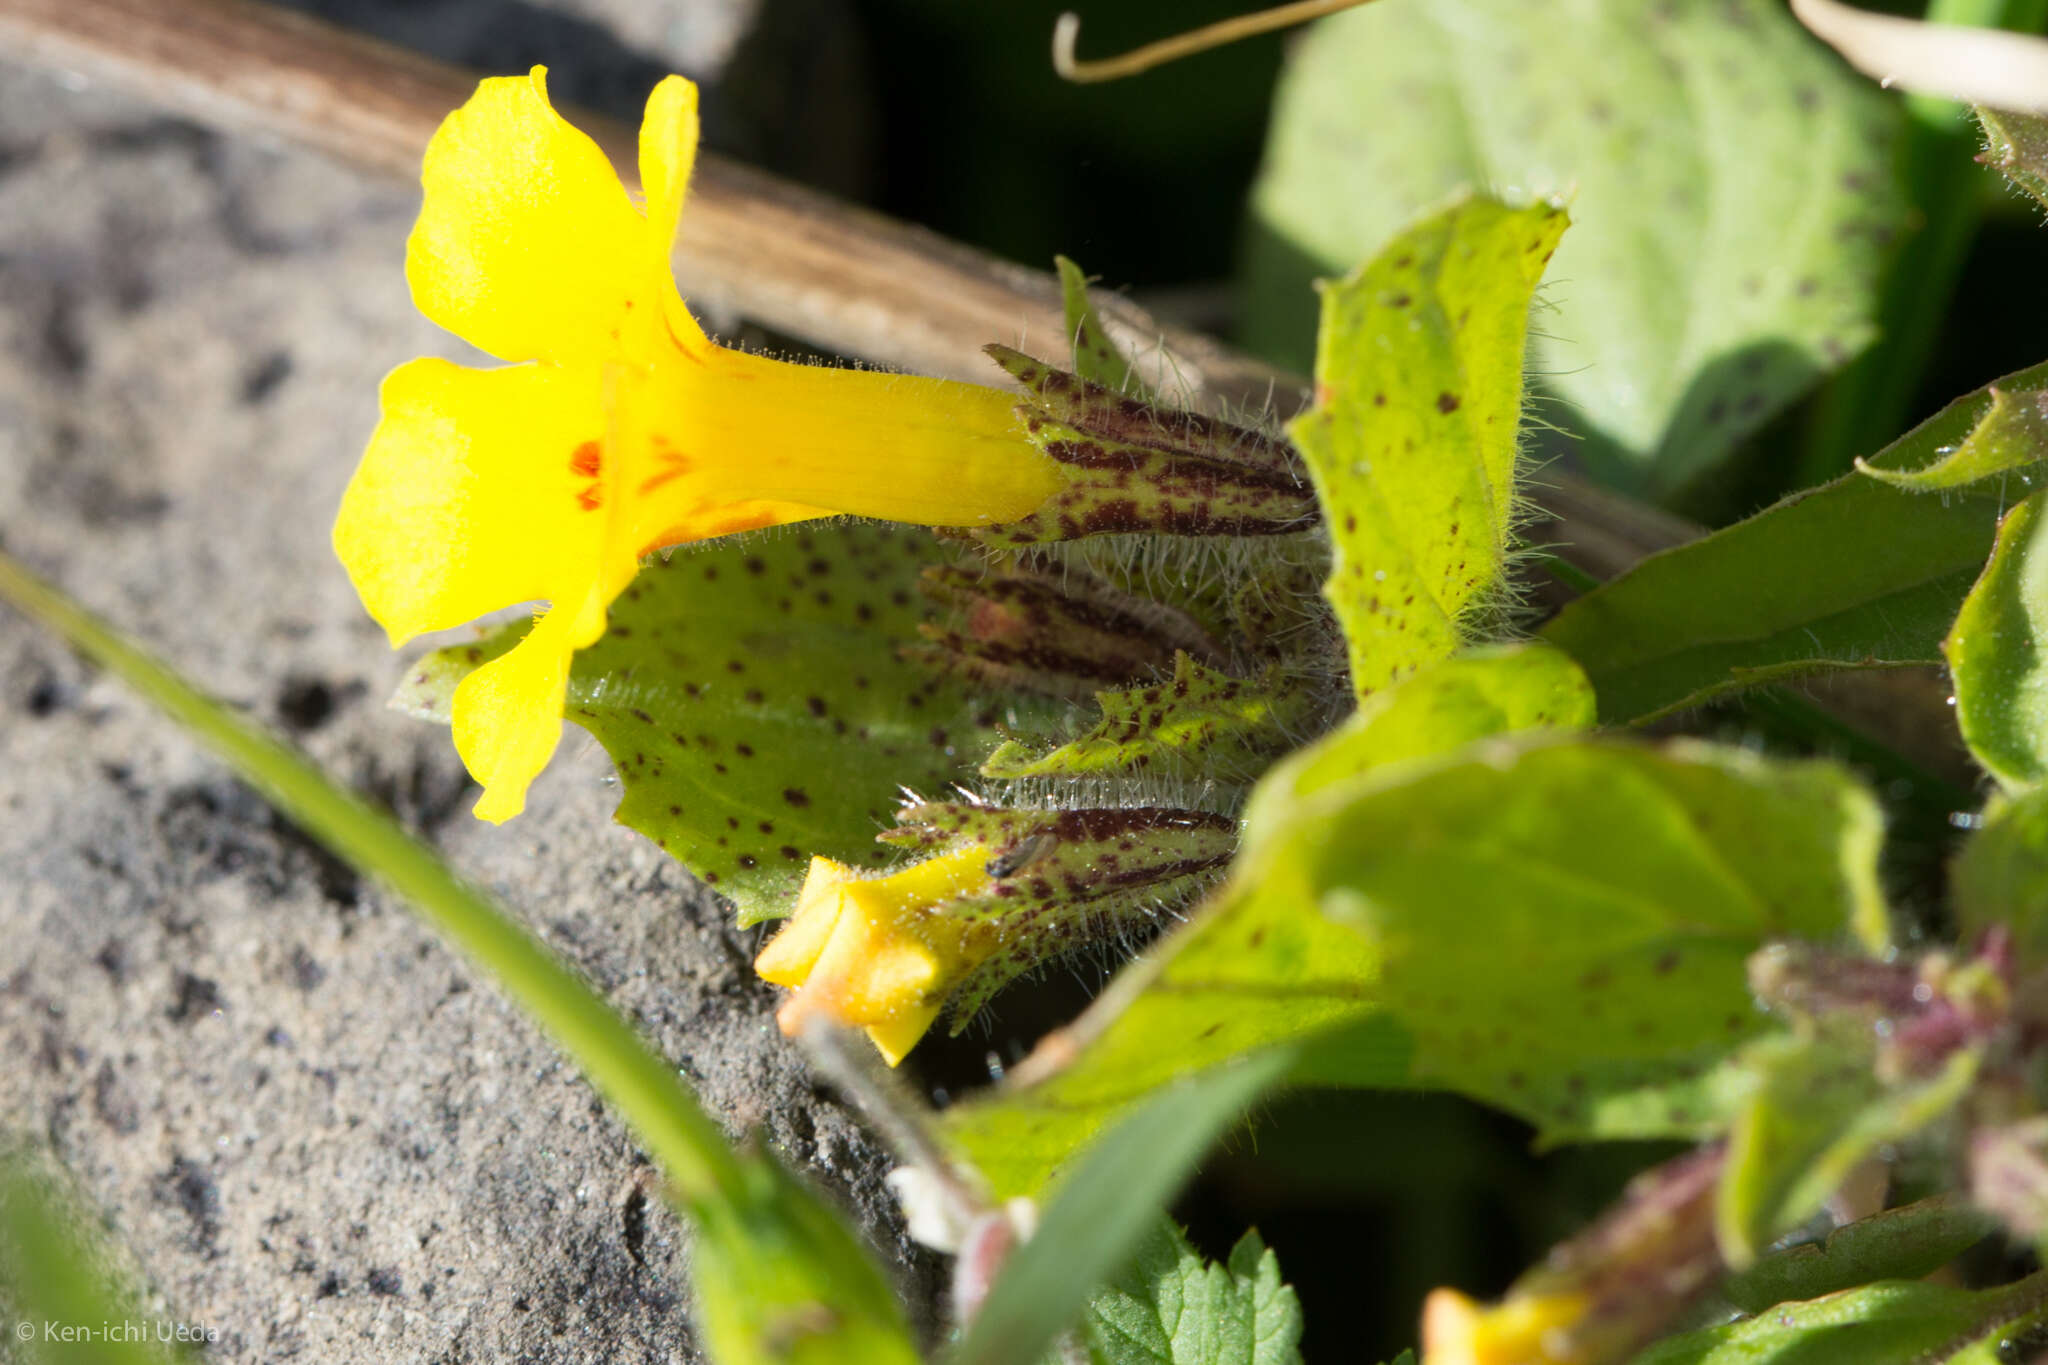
0,0 -> 1282,411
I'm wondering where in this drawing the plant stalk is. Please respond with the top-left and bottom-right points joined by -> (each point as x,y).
0,548 -> 749,1203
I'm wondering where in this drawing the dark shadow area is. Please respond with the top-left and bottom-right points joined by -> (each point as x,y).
1651,339 -> 1825,521
274,0 -> 686,119
903,946 -> 1127,1107
1236,213 -> 1325,374
847,0 -> 1284,288
1916,213 -> 2048,435
269,0 -> 877,194
1180,1090 -> 1677,1363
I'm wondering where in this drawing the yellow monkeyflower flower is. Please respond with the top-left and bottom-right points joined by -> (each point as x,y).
754,848 -> 1002,1066
1421,1287 -> 1591,1365
334,68 -> 1065,822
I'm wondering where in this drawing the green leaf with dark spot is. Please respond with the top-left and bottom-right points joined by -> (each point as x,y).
1078,1223 -> 1304,1365
1980,107 -> 2048,211
980,654 -> 1308,785
1948,490 -> 2048,789
1295,740 -> 1889,1140
397,524 -> 1023,925
1716,1033 -> 1979,1267
1542,361 -> 2048,724
943,738 -> 1884,1198
1245,0 -> 1902,494
1634,1275 -> 2048,1365
1057,254 -> 1144,396
1290,194 -> 1566,699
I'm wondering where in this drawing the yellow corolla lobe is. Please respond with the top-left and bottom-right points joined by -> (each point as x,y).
1420,1287 -> 1591,1365
754,849 -> 1000,1066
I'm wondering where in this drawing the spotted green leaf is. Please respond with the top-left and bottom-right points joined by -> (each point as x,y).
1057,255 -> 1145,396
943,738 -> 1885,1198
396,525 -> 1020,925
1543,361 -> 2048,724
1245,0 -> 1902,495
1290,194 -> 1565,699
1634,1275 -> 2048,1365
1948,490 -> 2048,789
1293,741 -> 1888,1135
1980,107 -> 2048,212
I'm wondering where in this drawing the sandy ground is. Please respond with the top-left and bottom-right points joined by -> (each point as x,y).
0,3 -> 934,1359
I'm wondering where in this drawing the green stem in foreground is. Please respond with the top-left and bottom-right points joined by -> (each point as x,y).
0,546 -> 921,1362
1,1155 -> 191,1365
1795,0 -> 2048,487
0,549 -> 745,1197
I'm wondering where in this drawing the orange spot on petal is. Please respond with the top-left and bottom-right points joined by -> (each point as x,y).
569,440 -> 602,477
636,506 -> 782,558
663,310 -> 707,365
637,448 -> 695,497
637,524 -> 702,557
692,508 -> 782,538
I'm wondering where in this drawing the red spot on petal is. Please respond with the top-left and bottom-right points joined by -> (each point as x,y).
638,448 -> 695,497
569,441 -> 602,477
664,309 -> 707,364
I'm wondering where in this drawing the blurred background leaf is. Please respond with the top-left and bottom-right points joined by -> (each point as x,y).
1242,0 -> 1902,500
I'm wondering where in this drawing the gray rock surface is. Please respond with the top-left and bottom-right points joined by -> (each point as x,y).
0,5 -> 926,1360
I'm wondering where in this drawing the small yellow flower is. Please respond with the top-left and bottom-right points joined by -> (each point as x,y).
334,68 -> 1065,821
754,849 -> 1001,1066
1421,1287 -> 1590,1365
